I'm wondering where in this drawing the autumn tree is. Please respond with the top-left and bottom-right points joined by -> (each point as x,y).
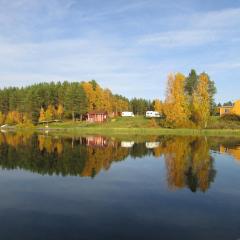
0,112 -> 5,125
112,95 -> 130,114
5,111 -> 22,124
192,73 -> 210,128
164,73 -> 191,127
45,105 -> 55,122
185,70 -> 216,115
56,104 -> 64,120
232,100 -> 240,116
39,107 -> 46,122
153,99 -> 163,113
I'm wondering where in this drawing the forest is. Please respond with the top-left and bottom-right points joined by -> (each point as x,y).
0,69 -> 217,128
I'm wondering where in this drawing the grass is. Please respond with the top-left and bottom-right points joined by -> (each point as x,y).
44,116 -> 154,129
9,115 -> 240,137
31,116 -> 240,137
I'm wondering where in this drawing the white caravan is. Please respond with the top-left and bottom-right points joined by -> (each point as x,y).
121,111 -> 134,117
145,111 -> 161,118
146,142 -> 160,149
121,141 -> 135,148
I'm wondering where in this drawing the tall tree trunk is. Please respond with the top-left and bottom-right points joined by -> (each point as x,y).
72,111 -> 75,122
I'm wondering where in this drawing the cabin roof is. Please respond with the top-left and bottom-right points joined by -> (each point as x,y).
219,106 -> 233,109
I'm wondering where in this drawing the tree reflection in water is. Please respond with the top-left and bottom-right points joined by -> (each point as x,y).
2,132 -> 239,193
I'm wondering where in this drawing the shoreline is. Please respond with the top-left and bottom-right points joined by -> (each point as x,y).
3,126 -> 240,137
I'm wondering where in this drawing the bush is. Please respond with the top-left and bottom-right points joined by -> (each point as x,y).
148,118 -> 158,128
221,114 -> 240,121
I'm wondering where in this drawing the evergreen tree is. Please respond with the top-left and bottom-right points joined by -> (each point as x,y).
65,83 -> 87,121
185,69 -> 198,95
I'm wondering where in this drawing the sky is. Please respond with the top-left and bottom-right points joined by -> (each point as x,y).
0,0 -> 240,103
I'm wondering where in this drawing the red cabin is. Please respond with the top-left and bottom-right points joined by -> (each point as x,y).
86,111 -> 108,123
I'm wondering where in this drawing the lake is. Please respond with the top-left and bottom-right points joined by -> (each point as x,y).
0,132 -> 239,240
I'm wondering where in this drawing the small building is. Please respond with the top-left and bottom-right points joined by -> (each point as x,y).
219,100 -> 240,117
219,106 -> 233,116
86,111 -> 108,123
121,111 -> 134,117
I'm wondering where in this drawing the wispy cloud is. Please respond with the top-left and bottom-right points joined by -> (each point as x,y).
138,7 -> 240,48
138,30 -> 219,47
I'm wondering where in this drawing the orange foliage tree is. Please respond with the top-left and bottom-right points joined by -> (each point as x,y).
56,104 -> 64,120
163,73 -> 191,127
0,112 -> 5,125
192,73 -> 210,128
153,99 -> 163,113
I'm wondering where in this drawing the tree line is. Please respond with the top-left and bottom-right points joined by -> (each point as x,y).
0,69 -> 216,127
0,80 -> 131,125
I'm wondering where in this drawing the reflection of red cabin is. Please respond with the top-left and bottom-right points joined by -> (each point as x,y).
86,136 -> 108,147
86,111 -> 108,123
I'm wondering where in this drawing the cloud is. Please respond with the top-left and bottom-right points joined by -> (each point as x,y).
207,62 -> 240,72
138,7 -> 240,48
138,30 -> 218,47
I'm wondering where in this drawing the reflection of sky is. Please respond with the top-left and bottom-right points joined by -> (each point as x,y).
0,153 -> 239,239
0,0 -> 240,103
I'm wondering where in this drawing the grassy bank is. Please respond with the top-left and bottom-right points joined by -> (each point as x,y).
7,116 -> 240,137
34,127 -> 240,137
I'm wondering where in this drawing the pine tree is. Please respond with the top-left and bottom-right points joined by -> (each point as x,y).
185,69 -> 198,95
65,83 -> 87,121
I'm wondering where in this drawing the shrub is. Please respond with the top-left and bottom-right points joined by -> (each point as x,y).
221,114 -> 240,121
148,118 -> 158,128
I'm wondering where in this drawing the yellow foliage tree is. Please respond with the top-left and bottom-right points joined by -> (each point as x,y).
56,104 -> 64,119
154,99 -> 163,113
81,82 -> 97,112
23,113 -> 33,126
45,105 -> 55,122
5,111 -> 22,124
39,107 -> 46,122
0,112 -> 5,125
232,100 -> 240,116
102,89 -> 113,113
192,73 -> 210,128
163,73 -> 191,127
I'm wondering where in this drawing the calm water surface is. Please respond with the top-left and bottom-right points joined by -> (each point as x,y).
0,132 -> 239,240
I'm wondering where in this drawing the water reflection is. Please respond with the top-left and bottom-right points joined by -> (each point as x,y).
220,144 -> 240,162
0,133 -> 240,192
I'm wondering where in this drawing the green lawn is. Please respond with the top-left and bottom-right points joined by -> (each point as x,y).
44,116 -> 155,129
30,116 -> 240,137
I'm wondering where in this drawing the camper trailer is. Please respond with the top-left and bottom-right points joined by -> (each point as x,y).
121,112 -> 134,117
145,111 -> 161,118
